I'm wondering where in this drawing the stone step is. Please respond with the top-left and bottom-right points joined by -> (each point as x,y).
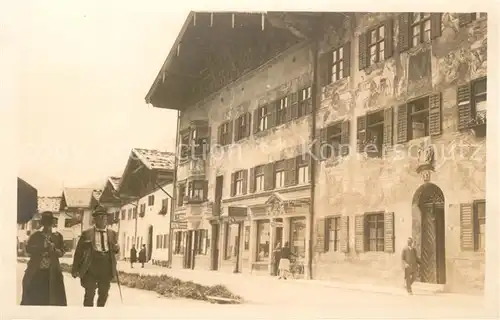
412,282 -> 445,293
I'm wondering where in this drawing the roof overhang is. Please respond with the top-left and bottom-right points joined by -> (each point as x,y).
98,179 -> 122,207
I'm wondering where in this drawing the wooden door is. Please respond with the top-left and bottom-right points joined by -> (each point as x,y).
420,203 -> 437,283
211,224 -> 220,270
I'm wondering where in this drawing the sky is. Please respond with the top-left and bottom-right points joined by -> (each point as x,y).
16,2 -> 188,196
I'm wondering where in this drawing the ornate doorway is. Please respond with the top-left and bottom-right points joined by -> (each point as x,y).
413,183 -> 446,284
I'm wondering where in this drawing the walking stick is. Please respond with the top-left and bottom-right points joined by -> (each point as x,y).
108,239 -> 123,303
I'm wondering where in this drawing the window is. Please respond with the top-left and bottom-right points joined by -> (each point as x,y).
148,195 -> 155,206
178,183 -> 186,206
298,86 -> 312,117
64,219 -> 72,228
297,154 -> 310,184
135,206 -> 140,218
121,209 -> 126,220
244,226 -> 250,250
358,110 -> 384,157
163,234 -> 168,249
290,217 -> 307,258
235,113 -> 250,141
174,232 -> 182,254
195,230 -> 208,255
368,24 -> 385,65
256,220 -> 270,261
325,122 -> 343,159
474,200 -> 485,251
187,180 -> 205,201
472,77 -> 487,124
408,96 -> 430,139
223,223 -> 231,260
180,130 -> 190,159
331,46 -> 345,82
156,235 -> 161,249
276,96 -> 289,126
365,213 -> 385,252
274,160 -> 286,189
127,209 -> 132,220
254,165 -> 265,192
233,170 -> 245,196
256,105 -> 270,132
218,121 -> 232,145
326,217 -> 341,252
410,13 -> 432,47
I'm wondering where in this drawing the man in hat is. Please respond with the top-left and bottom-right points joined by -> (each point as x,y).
401,237 -> 421,295
72,206 -> 119,307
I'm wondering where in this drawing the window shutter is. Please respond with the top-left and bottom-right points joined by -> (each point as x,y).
315,218 -> 326,253
289,92 -> 299,119
358,32 -> 369,70
384,19 -> 394,59
202,180 -> 208,201
253,108 -> 260,134
263,162 -> 275,191
354,215 -> 365,253
241,169 -> 248,195
319,51 -> 332,87
288,157 -> 297,186
249,167 -> 256,193
217,125 -> 222,145
430,13 -> 442,39
340,216 -> 350,253
268,102 -> 277,129
234,118 -> 240,141
459,13 -> 473,27
382,107 -> 393,148
230,173 -> 236,197
227,120 -> 233,145
457,84 -> 472,130
384,212 -> 395,253
460,203 -> 474,251
245,112 -> 251,138
357,116 -> 367,153
340,120 -> 350,156
343,42 -> 351,78
398,13 -> 410,52
429,92 -> 442,136
396,104 -> 408,143
318,128 -> 328,160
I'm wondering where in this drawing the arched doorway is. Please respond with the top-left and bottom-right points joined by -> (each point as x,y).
412,183 -> 446,284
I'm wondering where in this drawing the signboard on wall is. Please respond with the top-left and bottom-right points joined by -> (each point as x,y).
171,221 -> 187,229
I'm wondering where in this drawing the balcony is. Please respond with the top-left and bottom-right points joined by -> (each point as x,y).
177,158 -> 206,180
182,198 -> 203,219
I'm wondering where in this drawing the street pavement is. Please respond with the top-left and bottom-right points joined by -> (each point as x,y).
15,261 -> 495,319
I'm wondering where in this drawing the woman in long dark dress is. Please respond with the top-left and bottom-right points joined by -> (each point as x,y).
21,211 -> 67,306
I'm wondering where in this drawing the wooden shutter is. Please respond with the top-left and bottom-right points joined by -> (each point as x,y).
457,84 -> 472,130
289,92 -> 299,119
384,19 -> 394,59
268,102 -> 277,129
315,218 -> 326,253
253,108 -> 260,134
396,104 -> 408,143
340,121 -> 350,156
384,212 -> 395,253
263,162 -> 275,191
249,167 -> 256,193
217,125 -> 222,144
354,215 -> 365,253
357,116 -> 367,152
319,51 -> 332,87
318,127 -> 328,160
343,42 -> 351,78
245,112 -> 251,138
286,157 -> 297,186
233,118 -> 240,141
230,173 -> 236,197
340,216 -> 350,253
241,169 -> 248,195
430,13 -> 442,39
227,120 -> 233,145
429,92 -> 442,136
202,181 -> 208,201
398,13 -> 410,52
459,13 -> 473,27
358,32 -> 369,70
383,107 -> 393,146
460,203 -> 474,251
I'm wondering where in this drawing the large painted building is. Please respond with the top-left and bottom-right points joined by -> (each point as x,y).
145,12 -> 487,294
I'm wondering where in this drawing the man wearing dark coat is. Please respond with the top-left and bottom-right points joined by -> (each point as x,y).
138,244 -> 147,268
71,206 -> 120,307
129,244 -> 137,268
401,237 -> 421,295
21,211 -> 67,306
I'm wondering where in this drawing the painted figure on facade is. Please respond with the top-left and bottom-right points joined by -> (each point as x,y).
130,244 -> 137,268
72,206 -> 120,307
21,211 -> 67,306
402,237 -> 421,295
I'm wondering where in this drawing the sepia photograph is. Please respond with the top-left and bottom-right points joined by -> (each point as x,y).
4,1 -> 499,319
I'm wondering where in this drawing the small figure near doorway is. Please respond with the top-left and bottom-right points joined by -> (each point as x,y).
271,242 -> 281,277
138,244 -> 147,268
401,237 -> 421,295
129,244 -> 137,268
278,242 -> 295,280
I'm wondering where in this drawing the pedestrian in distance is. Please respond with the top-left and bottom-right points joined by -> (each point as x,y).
401,237 -> 421,295
71,206 -> 120,307
20,211 -> 67,306
278,241 -> 295,280
130,244 -> 137,268
138,244 -> 147,268
272,241 -> 281,277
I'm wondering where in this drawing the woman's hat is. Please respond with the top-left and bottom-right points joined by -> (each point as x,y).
92,205 -> 107,217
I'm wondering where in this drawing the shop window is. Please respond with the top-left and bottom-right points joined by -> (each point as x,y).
223,223 -> 231,260
276,96 -> 289,126
410,13 -> 432,47
255,165 -> 265,192
365,213 -> 385,252
256,220 -> 270,261
474,200 -> 486,251
148,195 -> 155,206
274,160 -> 286,189
196,229 -> 208,255
290,218 -> 306,258
326,216 -> 341,252
244,226 -> 250,250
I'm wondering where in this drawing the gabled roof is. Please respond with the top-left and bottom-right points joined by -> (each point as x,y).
108,176 -> 121,191
60,188 -> 95,209
132,148 -> 176,171
38,196 -> 61,213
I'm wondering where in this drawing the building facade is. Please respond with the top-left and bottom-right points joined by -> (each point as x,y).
146,12 -> 487,293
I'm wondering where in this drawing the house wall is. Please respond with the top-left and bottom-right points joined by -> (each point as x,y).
312,12 -> 487,294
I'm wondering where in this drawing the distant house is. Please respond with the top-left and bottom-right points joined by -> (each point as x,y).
98,176 -> 122,232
